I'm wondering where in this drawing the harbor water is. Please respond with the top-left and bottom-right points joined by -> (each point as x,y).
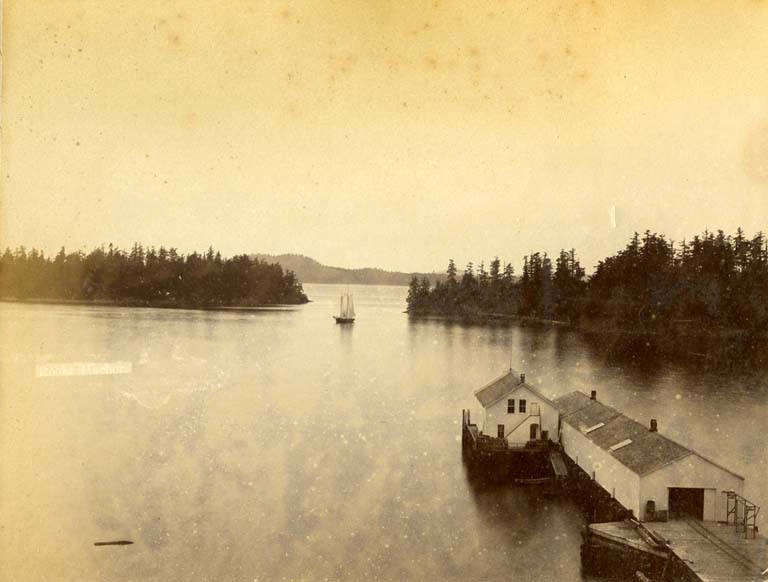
1,284 -> 766,581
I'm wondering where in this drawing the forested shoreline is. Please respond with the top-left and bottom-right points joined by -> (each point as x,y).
0,244 -> 309,308
407,229 -> 768,361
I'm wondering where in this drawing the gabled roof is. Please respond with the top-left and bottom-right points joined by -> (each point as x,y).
474,370 -> 556,409
553,391 -> 744,479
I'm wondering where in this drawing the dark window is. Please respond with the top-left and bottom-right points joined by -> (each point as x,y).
519,399 -> 527,414
497,425 -> 505,439
507,399 -> 515,413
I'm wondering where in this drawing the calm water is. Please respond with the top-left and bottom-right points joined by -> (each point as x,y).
1,284 -> 766,581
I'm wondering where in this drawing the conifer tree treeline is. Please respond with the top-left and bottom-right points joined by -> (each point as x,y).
0,243 -> 309,306
407,229 -> 768,332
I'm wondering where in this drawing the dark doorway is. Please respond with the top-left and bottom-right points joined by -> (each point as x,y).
497,425 -> 505,439
668,487 -> 704,520
530,423 -> 539,440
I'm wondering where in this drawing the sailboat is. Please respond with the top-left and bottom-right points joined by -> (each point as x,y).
334,292 -> 355,324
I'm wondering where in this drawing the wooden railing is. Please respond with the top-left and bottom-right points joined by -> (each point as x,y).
724,490 -> 761,539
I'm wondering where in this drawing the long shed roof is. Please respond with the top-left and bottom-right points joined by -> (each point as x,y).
553,391 -> 743,479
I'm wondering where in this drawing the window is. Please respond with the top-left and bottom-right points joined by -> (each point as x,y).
507,399 -> 515,413
497,425 -> 505,439
519,399 -> 526,414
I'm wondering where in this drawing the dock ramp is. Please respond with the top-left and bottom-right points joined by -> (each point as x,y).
550,451 -> 568,479
587,519 -> 768,582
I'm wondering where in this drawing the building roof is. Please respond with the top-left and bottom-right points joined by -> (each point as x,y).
554,391 -> 622,427
553,391 -> 744,479
474,370 -> 556,409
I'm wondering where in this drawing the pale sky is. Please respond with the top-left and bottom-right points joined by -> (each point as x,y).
2,1 -> 768,273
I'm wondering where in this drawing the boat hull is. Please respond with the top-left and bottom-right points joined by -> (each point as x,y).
334,317 -> 355,324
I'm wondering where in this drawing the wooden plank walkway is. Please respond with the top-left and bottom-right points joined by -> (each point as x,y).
549,451 -> 568,478
646,519 -> 767,582
588,521 -> 668,558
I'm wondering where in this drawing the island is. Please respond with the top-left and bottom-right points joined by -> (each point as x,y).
406,229 -> 768,366
0,244 -> 309,308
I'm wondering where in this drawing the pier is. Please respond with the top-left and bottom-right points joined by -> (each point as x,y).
583,517 -> 767,581
461,371 -> 767,581
461,409 -> 556,483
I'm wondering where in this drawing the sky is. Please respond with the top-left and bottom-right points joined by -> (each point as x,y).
2,1 -> 768,273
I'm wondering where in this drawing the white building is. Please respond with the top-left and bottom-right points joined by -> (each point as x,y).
474,370 -> 560,447
553,391 -> 744,522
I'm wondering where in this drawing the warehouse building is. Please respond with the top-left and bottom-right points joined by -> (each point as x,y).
553,390 -> 744,522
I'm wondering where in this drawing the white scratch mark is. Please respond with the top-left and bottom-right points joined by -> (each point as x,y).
36,361 -> 132,377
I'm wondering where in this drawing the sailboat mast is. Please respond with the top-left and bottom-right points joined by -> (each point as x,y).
336,291 -> 354,320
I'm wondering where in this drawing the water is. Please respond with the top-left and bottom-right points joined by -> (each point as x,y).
1,284 -> 766,581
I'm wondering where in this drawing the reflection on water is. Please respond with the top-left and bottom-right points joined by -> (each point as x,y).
1,285 -> 766,581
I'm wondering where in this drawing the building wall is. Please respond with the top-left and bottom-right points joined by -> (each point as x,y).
560,422 -> 642,517
481,386 -> 559,445
639,454 -> 744,522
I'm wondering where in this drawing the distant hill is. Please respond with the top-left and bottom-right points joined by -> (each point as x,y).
252,254 -> 445,286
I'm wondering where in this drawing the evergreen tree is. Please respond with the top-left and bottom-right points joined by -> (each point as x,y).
446,259 -> 458,284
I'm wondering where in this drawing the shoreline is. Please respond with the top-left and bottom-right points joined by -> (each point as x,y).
0,296 -> 311,312
408,311 -> 768,367
406,311 -> 571,327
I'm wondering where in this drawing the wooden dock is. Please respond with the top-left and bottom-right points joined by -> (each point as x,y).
459,399 -> 765,580
586,518 -> 767,581
647,519 -> 767,581
547,387 -> 763,578
461,409 -> 557,482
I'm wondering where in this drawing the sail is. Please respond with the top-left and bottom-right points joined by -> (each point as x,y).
337,292 -> 355,319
